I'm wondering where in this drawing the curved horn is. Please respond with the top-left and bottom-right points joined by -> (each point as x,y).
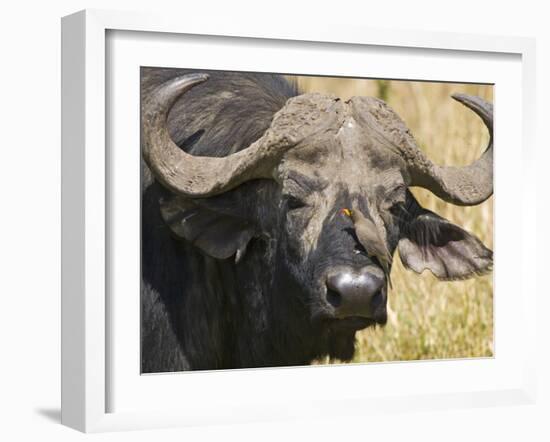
141,73 -> 286,198
409,93 -> 493,206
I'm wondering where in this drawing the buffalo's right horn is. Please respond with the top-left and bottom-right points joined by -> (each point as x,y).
141,73 -> 288,198
408,94 -> 493,206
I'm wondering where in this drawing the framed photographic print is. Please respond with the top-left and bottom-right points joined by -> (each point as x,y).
61,9 -> 537,432
139,67 -> 494,373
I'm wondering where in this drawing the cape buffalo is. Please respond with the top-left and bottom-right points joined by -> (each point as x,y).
141,68 -> 493,372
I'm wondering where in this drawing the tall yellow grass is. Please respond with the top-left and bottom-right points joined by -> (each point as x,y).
291,76 -> 494,362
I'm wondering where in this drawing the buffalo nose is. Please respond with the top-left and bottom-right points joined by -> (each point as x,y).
325,268 -> 386,321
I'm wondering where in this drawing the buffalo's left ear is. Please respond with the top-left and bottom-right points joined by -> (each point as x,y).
159,195 -> 256,263
397,194 -> 492,280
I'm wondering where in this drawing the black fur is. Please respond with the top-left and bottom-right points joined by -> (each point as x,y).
141,68 -> 361,371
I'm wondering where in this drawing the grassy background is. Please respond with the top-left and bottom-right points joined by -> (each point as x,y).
290,75 -> 494,363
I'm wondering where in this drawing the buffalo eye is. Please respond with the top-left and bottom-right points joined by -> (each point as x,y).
389,201 -> 407,219
380,184 -> 406,210
285,194 -> 308,211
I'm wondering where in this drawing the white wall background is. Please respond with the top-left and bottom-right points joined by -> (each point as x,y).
0,1 -> 547,441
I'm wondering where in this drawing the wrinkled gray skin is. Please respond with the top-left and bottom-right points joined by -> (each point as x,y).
267,93 -> 492,278
141,69 -> 493,371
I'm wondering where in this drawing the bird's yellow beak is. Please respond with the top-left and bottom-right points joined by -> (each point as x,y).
341,208 -> 352,217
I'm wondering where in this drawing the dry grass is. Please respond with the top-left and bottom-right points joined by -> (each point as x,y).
292,75 -> 494,363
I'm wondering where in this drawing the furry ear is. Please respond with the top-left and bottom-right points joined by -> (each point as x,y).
397,194 -> 492,280
159,195 -> 256,263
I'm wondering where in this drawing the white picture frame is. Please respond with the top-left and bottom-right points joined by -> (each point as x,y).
61,9 -> 537,433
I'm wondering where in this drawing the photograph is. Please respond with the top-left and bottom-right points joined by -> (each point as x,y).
140,67 -> 494,373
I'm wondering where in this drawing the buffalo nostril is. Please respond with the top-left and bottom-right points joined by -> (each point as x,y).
326,288 -> 342,308
369,289 -> 384,310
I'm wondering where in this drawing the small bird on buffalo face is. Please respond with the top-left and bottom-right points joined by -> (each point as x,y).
341,208 -> 393,288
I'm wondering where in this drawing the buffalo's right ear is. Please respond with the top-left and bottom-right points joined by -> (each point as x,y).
397,193 -> 493,281
159,195 -> 256,263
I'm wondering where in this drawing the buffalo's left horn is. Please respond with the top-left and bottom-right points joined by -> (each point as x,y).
408,94 -> 493,206
141,73 -> 289,198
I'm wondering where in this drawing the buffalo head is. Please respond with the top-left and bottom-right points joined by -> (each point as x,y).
142,73 -> 493,348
